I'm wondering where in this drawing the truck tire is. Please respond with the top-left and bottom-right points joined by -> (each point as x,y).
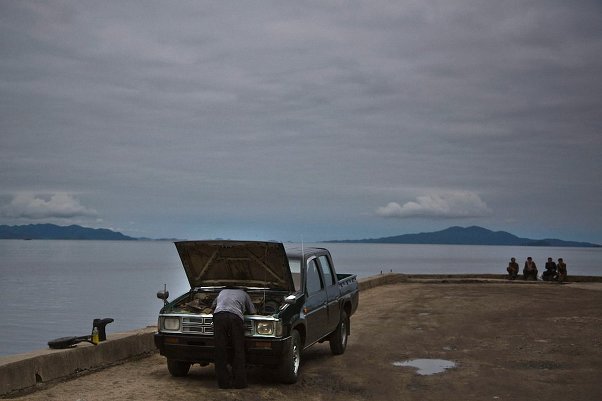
167,359 -> 191,377
279,329 -> 301,384
329,310 -> 349,355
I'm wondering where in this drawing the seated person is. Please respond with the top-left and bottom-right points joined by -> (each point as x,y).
506,257 -> 519,280
557,258 -> 568,282
523,257 -> 538,280
542,257 -> 557,281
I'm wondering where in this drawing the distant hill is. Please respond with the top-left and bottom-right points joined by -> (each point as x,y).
0,224 -> 137,240
327,226 -> 600,247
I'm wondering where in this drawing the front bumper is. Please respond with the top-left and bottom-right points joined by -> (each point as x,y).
154,333 -> 291,367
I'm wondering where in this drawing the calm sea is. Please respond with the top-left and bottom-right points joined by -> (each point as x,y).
0,240 -> 600,357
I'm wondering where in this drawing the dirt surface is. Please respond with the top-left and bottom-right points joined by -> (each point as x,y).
10,282 -> 602,401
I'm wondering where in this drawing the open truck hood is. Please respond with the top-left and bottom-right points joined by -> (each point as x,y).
175,240 -> 295,291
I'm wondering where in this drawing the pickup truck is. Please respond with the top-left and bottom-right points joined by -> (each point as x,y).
154,240 -> 359,384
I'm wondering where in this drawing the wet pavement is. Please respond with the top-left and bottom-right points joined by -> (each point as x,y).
392,359 -> 456,375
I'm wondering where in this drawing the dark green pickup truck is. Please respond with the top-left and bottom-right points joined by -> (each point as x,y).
154,240 -> 359,383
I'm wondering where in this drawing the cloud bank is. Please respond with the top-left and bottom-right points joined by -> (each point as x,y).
376,192 -> 491,219
1,193 -> 98,220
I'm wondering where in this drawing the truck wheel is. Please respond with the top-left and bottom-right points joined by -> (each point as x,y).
279,329 -> 301,384
329,310 -> 349,355
167,359 -> 191,377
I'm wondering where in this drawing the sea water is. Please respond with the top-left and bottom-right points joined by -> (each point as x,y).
0,240 -> 600,356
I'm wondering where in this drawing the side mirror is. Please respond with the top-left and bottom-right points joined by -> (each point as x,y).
284,294 -> 297,305
157,284 -> 169,305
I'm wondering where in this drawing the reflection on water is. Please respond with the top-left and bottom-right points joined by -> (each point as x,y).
393,359 -> 456,375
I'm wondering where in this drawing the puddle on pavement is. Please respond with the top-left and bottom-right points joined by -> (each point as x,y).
393,359 -> 456,375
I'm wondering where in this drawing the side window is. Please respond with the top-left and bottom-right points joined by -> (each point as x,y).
318,255 -> 335,286
306,259 -> 323,294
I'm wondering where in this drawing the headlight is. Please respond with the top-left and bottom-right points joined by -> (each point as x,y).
256,321 -> 274,335
163,317 -> 181,331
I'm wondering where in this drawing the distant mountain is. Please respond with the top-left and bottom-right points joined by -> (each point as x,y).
327,226 -> 600,247
0,224 -> 137,240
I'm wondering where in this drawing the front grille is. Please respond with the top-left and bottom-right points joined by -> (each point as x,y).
181,316 -> 253,336
182,316 -> 213,334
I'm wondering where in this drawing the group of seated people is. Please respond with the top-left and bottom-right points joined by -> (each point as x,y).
506,257 -> 567,282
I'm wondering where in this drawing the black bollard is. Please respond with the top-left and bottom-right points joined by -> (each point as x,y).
93,318 -> 114,342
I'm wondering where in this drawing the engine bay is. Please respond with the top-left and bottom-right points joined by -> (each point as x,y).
169,290 -> 286,316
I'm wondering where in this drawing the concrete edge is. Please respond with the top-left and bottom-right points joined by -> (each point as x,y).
361,273 -> 602,283
0,327 -> 156,397
357,272 -> 407,290
2,273 -> 600,396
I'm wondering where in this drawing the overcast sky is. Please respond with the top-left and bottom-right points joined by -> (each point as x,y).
1,1 -> 601,243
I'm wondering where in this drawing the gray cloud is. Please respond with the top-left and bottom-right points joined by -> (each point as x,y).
1,193 -> 98,219
376,192 -> 492,219
376,191 -> 491,218
0,1 -> 600,242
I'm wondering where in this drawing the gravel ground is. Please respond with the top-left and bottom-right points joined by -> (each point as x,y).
9,281 -> 602,401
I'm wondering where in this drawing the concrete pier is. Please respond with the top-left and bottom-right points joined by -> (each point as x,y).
1,273 -> 600,397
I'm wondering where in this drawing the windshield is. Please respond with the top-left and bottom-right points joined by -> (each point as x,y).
288,257 -> 301,291
288,258 -> 300,274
